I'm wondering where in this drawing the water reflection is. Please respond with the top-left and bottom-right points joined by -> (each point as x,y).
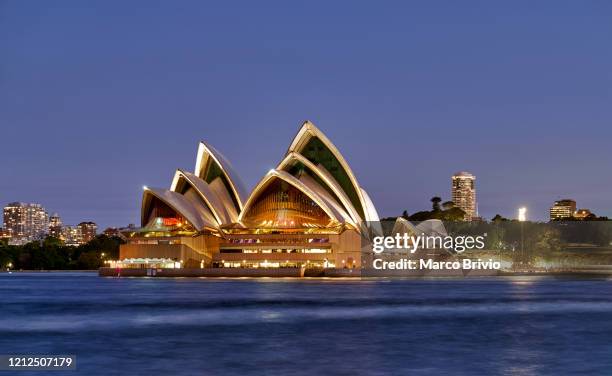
0,273 -> 611,375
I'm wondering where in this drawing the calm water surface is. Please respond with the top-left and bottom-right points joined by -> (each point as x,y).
1,272 -> 611,375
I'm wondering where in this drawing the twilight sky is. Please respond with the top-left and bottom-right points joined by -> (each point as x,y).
1,1 -> 611,229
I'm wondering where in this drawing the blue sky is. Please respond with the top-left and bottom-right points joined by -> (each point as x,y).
1,1 -> 611,229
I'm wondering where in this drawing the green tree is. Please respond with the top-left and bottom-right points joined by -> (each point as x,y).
431,197 -> 442,211
408,211 -> 434,221
440,207 -> 467,221
442,201 -> 455,210
0,245 -> 13,269
77,251 -> 103,269
492,214 -> 508,222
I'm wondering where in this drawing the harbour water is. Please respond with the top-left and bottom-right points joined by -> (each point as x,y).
1,272 -> 611,375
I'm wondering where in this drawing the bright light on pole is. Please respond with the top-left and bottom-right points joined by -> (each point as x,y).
518,207 -> 527,222
517,207 -> 527,268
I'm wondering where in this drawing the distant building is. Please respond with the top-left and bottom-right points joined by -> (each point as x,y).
451,172 -> 476,221
48,213 -> 63,239
0,228 -> 10,241
549,199 -> 577,220
574,208 -> 594,220
103,227 -> 119,237
77,221 -> 97,243
62,226 -> 81,247
103,227 -> 126,240
59,222 -> 98,246
3,202 -> 49,244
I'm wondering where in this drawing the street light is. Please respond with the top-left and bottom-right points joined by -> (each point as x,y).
518,207 -> 527,268
518,207 -> 527,222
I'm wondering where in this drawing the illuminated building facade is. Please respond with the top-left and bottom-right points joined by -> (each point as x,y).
451,172 -> 476,221
62,226 -> 81,247
49,213 -> 63,239
119,121 -> 380,270
58,222 -> 98,246
103,227 -> 125,239
3,202 -> 49,245
0,228 -> 10,241
573,208 -> 593,220
77,221 -> 97,243
550,199 -> 576,220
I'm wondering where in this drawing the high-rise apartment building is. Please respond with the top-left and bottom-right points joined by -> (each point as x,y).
62,226 -> 81,247
49,213 -> 63,239
60,222 -> 97,246
451,172 -> 476,221
549,199 -> 577,220
77,221 -> 97,243
3,202 -> 49,244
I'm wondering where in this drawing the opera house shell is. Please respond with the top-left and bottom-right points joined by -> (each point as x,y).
119,121 -> 380,271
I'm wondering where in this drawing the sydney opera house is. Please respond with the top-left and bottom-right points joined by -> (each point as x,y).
117,121 -> 380,272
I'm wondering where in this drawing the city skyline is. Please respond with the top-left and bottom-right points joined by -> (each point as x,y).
2,201 -> 99,246
1,147 -> 610,229
2,1 -> 611,229
2,167 -> 607,231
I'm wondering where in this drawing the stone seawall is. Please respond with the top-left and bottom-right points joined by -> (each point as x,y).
99,267 -> 304,278
98,267 -> 503,278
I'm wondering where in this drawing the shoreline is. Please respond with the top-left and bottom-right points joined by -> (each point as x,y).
1,270 -> 98,273
3,269 -> 612,279
96,267 -> 612,278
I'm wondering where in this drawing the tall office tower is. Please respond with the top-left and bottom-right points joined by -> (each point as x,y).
3,202 -> 49,244
48,213 -> 63,239
451,172 -> 477,221
549,199 -> 576,220
77,221 -> 97,244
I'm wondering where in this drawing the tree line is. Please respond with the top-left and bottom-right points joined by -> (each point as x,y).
0,235 -> 124,270
381,197 -> 467,222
